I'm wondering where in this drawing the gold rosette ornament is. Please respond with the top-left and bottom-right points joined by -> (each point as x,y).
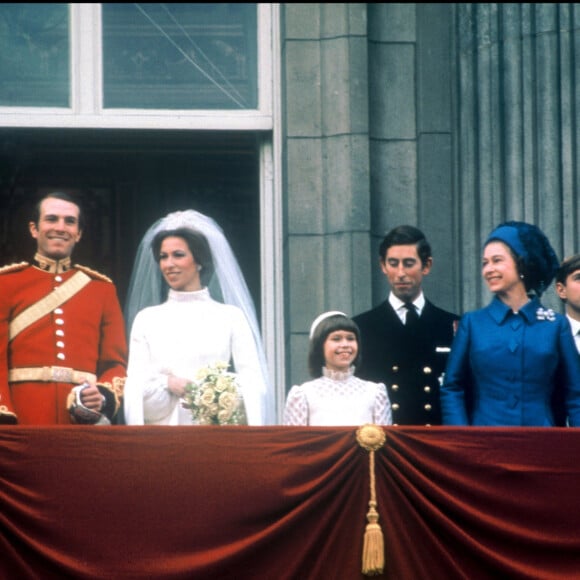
356,424 -> 387,576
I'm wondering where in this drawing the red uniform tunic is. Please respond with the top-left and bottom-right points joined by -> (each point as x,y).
0,260 -> 127,424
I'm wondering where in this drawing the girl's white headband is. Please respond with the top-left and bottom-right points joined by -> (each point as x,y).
309,311 -> 348,339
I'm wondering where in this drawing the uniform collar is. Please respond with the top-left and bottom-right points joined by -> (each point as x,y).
33,252 -> 72,274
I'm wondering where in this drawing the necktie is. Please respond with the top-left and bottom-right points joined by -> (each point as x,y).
404,302 -> 419,326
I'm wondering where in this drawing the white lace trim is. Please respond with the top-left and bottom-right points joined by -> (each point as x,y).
321,366 -> 355,382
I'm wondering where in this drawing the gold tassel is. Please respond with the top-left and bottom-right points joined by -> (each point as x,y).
356,424 -> 387,576
362,485 -> 384,574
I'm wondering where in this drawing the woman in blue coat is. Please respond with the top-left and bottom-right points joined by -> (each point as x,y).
441,221 -> 580,427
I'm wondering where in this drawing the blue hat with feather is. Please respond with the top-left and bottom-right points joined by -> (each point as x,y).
485,221 -> 559,297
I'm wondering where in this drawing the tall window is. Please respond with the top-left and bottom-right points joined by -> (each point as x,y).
0,4 -> 70,107
0,3 -> 272,128
101,3 -> 257,110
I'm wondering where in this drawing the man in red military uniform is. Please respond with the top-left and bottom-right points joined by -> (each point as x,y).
0,192 -> 127,424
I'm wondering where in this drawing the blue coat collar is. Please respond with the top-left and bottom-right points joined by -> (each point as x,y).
487,295 -> 540,325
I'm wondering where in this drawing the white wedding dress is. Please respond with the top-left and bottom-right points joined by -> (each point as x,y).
124,287 -> 266,426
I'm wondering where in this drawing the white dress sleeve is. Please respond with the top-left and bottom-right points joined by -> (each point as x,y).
373,382 -> 393,425
124,309 -> 178,425
283,385 -> 309,426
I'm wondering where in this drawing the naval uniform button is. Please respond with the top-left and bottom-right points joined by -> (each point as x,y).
55,275 -> 63,283
423,366 -> 432,374
55,319 -> 64,325
424,403 -> 432,411
392,366 -> 399,372
392,403 -> 400,411
56,341 -> 65,348
56,329 -> 65,337
57,353 -> 66,361
391,384 -> 399,391
54,308 -> 64,314
424,386 -> 431,393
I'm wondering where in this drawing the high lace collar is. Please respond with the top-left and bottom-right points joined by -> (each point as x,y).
322,365 -> 355,382
167,286 -> 211,303
33,252 -> 72,274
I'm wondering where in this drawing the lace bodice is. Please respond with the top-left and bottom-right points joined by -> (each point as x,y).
283,367 -> 392,426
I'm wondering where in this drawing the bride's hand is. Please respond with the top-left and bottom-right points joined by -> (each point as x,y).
167,375 -> 189,397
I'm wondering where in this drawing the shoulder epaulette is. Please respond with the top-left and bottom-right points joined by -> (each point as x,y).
0,262 -> 29,275
75,264 -> 113,283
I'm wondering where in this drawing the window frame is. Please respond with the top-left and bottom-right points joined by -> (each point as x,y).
0,3 -> 274,130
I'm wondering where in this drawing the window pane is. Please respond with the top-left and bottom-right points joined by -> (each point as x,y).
102,3 -> 257,110
0,3 -> 70,107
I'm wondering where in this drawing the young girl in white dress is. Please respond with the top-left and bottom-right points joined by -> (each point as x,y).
283,311 -> 392,426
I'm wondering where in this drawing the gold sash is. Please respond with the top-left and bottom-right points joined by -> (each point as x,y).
9,271 -> 91,341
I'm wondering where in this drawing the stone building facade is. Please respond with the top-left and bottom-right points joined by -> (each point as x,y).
0,4 -> 578,420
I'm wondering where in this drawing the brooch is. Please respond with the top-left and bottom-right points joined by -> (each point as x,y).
536,307 -> 556,322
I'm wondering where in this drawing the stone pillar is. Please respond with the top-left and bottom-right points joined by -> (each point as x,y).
282,3 -> 370,387
368,3 -> 456,312
455,3 -> 580,311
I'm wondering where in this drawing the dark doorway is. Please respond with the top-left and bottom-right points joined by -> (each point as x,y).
0,128 -> 262,322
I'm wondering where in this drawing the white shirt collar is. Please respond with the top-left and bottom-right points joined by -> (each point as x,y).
389,291 -> 426,322
567,315 -> 580,354
567,314 -> 580,336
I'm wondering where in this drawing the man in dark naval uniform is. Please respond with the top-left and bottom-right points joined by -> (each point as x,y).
353,225 -> 459,425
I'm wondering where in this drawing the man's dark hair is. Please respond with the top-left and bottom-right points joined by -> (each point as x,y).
151,227 -> 215,287
379,225 -> 432,266
32,191 -> 86,231
556,254 -> 580,286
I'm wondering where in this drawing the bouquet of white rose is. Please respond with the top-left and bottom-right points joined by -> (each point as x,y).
181,361 -> 247,425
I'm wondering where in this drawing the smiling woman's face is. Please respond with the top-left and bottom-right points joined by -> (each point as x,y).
158,236 -> 202,292
482,241 -> 522,295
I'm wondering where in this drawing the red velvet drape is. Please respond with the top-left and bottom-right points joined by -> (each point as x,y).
1,426 -> 579,580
